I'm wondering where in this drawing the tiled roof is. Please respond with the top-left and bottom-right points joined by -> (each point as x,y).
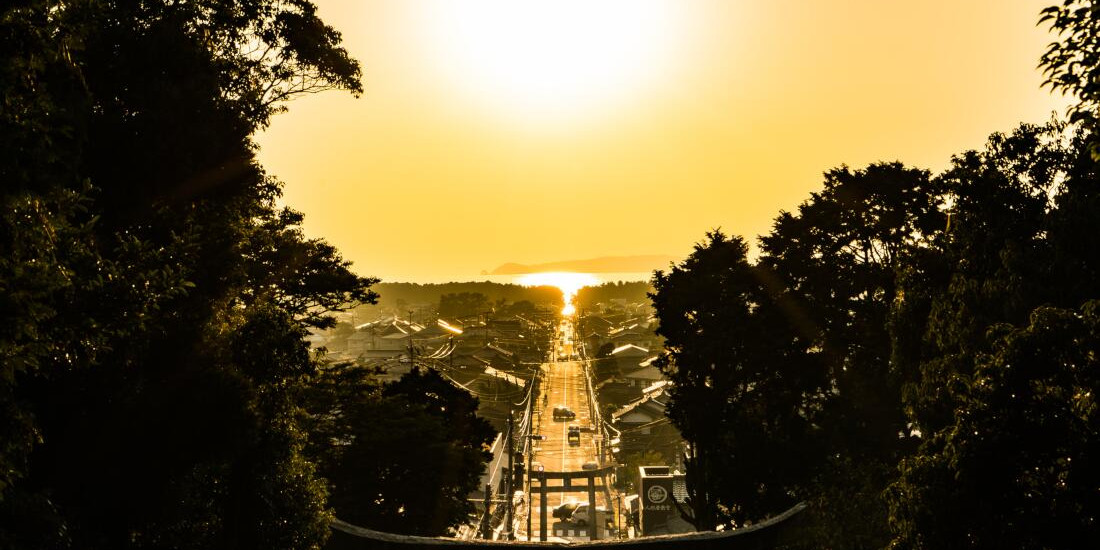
611,344 -> 649,356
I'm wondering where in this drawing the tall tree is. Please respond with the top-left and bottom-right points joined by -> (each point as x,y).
0,1 -> 374,548
755,162 -> 940,548
652,231 -> 823,530
888,303 -> 1100,550
301,366 -> 495,536
1040,0 -> 1100,155
886,122 -> 1100,549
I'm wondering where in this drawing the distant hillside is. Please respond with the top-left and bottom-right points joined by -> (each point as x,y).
490,255 -> 676,275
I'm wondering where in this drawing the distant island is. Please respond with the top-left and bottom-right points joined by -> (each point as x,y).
490,255 -> 678,275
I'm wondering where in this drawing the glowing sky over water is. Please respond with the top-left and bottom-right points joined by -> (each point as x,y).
257,0 -> 1070,283
516,272 -> 601,315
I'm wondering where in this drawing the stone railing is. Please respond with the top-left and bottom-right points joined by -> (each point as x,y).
326,501 -> 808,550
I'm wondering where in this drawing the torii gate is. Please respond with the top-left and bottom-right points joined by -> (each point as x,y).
529,465 -> 615,541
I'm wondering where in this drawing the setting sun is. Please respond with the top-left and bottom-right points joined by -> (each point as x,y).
417,0 -> 690,124
516,272 -> 599,315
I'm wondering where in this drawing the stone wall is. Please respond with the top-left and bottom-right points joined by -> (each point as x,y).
325,502 -> 808,550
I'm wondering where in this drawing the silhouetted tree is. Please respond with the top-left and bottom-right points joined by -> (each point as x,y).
756,162 -> 940,547
0,0 -> 373,548
362,282 -> 563,315
651,231 -> 822,530
576,281 -> 653,310
1040,0 -> 1100,155
439,292 -> 490,319
888,303 -> 1100,550
596,342 -> 616,358
301,366 -> 495,536
886,122 -> 1100,549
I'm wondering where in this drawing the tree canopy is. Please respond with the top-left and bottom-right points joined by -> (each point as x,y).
0,1 -> 388,547
653,118 -> 1100,548
301,366 -> 495,536
651,18 -> 1100,539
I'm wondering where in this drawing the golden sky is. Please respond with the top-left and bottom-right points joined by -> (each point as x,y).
256,0 -> 1070,283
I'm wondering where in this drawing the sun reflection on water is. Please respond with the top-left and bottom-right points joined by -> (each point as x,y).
515,272 -> 599,316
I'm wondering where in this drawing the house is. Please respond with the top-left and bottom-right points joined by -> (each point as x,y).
580,315 -> 614,337
412,319 -> 464,341
622,356 -> 664,387
610,344 -> 649,360
596,377 -> 642,409
344,330 -> 374,355
591,356 -> 623,382
345,318 -> 425,355
611,387 -> 668,432
472,343 -> 518,370
486,317 -> 523,339
583,332 -> 606,355
608,325 -> 651,348
611,382 -> 682,458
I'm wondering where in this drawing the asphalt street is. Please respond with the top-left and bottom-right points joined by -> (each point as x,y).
518,318 -> 614,541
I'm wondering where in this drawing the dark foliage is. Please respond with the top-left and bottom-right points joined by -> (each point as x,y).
0,1 -> 377,548
365,282 -> 563,314
438,292 -> 491,319
1040,0 -> 1100,155
576,281 -> 654,310
652,232 -> 823,530
885,121 -> 1100,550
653,124 -> 1100,549
301,366 -> 495,536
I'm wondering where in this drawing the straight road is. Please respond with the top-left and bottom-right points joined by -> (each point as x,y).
518,318 -> 613,541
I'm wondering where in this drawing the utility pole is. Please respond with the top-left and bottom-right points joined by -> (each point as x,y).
526,443 -> 532,541
618,493 -> 623,539
504,410 -> 514,540
526,433 -> 544,541
480,483 -> 491,539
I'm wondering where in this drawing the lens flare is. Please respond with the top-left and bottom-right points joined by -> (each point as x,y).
516,272 -> 599,316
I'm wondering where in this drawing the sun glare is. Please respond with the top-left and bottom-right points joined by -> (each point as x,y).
419,0 -> 688,124
516,272 -> 599,316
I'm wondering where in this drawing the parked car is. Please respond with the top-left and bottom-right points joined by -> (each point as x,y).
569,503 -> 608,527
581,460 -> 599,470
552,501 -> 580,520
552,405 -> 576,421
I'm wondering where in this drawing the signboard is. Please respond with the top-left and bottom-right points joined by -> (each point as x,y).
638,466 -> 674,535
647,485 -> 668,504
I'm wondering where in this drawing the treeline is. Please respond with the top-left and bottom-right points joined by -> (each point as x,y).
651,4 -> 1100,549
575,281 -> 653,310
365,281 -> 564,312
1,1 -> 489,548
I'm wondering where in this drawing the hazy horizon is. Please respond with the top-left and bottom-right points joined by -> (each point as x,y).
257,0 -> 1070,283
374,271 -> 653,286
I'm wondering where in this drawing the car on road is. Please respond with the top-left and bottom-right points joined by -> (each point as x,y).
569,503 -> 608,527
530,461 -> 544,473
552,406 -> 576,421
567,425 -> 581,446
581,460 -> 599,471
552,501 -> 580,520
